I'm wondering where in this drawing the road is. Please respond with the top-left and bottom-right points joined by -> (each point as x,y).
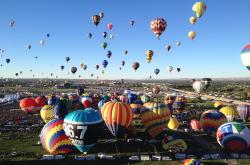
168,87 -> 250,106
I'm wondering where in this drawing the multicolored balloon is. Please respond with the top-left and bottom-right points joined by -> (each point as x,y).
237,104 -> 250,122
200,110 -> 227,135
40,105 -> 55,123
192,2 -> 206,18
101,101 -> 133,137
63,109 -> 103,153
241,45 -> 250,71
217,122 -> 250,152
132,62 -> 140,71
150,18 -> 167,39
92,15 -> 101,26
220,106 -> 239,122
40,119 -> 75,154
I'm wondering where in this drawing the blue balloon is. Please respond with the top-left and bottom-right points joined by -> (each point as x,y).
102,60 -> 108,68
127,93 -> 138,104
63,108 -> 103,153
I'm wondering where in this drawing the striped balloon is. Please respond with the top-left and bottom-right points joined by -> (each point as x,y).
241,45 -> 250,71
220,106 -> 239,122
40,119 -> 75,154
150,18 -> 167,39
190,119 -> 200,131
140,108 -> 168,138
237,104 -> 250,122
130,103 -> 145,133
101,101 -> 133,137
143,102 -> 171,118
200,110 -> 227,135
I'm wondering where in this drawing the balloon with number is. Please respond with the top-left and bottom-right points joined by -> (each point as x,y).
64,108 -> 103,153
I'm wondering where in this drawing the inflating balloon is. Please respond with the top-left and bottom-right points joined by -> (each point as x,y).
40,105 -> 55,123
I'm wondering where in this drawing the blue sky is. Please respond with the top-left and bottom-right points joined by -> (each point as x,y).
0,0 -> 249,79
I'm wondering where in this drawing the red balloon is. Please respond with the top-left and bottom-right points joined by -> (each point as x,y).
19,98 -> 37,113
190,119 -> 200,131
35,96 -> 46,110
107,23 -> 113,30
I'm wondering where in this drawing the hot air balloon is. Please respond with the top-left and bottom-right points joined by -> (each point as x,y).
66,57 -> 70,62
95,64 -> 99,70
188,31 -> 196,40
27,45 -> 31,50
92,15 -> 101,26
143,102 -> 171,118
121,60 -> 125,66
192,2 -> 206,18
60,65 -> 65,70
168,117 -> 180,130
202,78 -> 212,89
165,45 -> 171,52
102,32 -> 107,38
164,95 -> 175,105
64,109 -> 103,153
83,64 -> 87,70
125,50 -> 128,55
190,119 -> 200,131
237,105 -> 250,122
41,119 -> 75,154
162,135 -> 187,152
183,159 -> 201,165
168,66 -> 173,73
40,39 -> 45,45
127,93 -> 138,104
154,68 -> 160,75
217,122 -> 250,152
10,20 -> 15,27
130,103 -> 144,133
145,50 -> 154,63
6,58 -> 10,64
132,62 -> 140,71
192,80 -> 206,94
76,86 -> 85,96
99,12 -> 104,19
173,101 -> 185,113
109,33 -> 114,40
81,96 -> 93,108
189,16 -> 197,25
241,45 -> 250,71
80,63 -> 84,69
91,73 -> 94,77
40,105 -> 55,123
102,60 -> 108,68
177,68 -> 181,72
141,95 -> 151,104
71,67 -> 77,74
101,42 -> 107,49
118,95 -> 128,103
152,86 -> 160,95
214,101 -> 224,109
87,33 -> 92,39
220,106 -> 239,122
15,73 -> 18,77
130,20 -> 135,26
35,96 -> 46,111
176,41 -> 181,46
46,33 -> 50,37
107,50 -> 112,58
200,110 -> 227,135
19,98 -> 37,113
101,101 -> 133,137
150,18 -> 167,39
140,107 -> 170,138
107,23 -> 113,30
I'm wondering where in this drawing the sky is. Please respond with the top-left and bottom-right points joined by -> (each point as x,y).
0,0 -> 250,79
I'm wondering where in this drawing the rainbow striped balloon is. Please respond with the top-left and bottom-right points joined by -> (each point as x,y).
40,119 -> 75,154
101,101 -> 133,137
200,110 -> 227,135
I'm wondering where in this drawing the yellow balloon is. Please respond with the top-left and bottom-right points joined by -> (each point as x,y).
40,105 -> 55,123
188,31 -> 196,40
189,16 -> 197,25
192,2 -> 206,18
168,117 -> 180,130
220,106 -> 239,122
